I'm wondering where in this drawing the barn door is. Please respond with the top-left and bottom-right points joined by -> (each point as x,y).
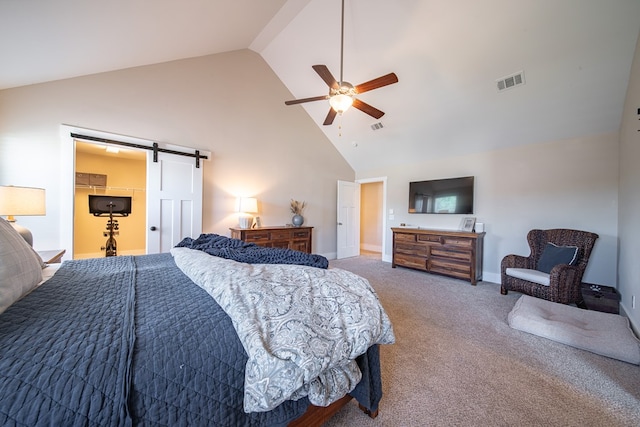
146,151 -> 203,253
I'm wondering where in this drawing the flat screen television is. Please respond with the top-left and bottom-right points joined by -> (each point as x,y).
408,176 -> 474,214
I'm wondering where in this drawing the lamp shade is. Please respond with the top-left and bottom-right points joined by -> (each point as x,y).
0,186 -> 46,218
237,197 -> 258,214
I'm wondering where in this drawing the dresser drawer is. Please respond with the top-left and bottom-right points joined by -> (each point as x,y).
395,242 -> 429,257
269,230 -> 292,240
244,231 -> 270,242
417,234 -> 442,243
431,248 -> 471,262
429,259 -> 471,277
292,230 -> 310,239
396,233 -> 418,243
441,237 -> 473,247
395,254 -> 427,270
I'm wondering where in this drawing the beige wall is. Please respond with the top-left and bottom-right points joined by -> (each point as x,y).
74,151 -> 146,258
618,30 -> 640,331
0,49 -> 354,257
357,131 -> 619,286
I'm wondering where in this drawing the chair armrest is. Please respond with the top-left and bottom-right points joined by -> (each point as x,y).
548,264 -> 582,287
501,254 -> 533,273
548,264 -> 583,303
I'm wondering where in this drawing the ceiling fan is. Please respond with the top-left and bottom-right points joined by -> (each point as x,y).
284,0 -> 398,126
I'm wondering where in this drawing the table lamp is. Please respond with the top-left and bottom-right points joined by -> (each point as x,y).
0,185 -> 46,246
236,197 -> 258,229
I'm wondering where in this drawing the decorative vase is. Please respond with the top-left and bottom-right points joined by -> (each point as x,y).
292,214 -> 304,227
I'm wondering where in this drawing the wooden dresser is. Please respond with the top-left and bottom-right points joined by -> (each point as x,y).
391,227 -> 485,285
230,226 -> 313,254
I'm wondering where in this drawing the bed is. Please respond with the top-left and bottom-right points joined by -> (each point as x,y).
0,219 -> 394,426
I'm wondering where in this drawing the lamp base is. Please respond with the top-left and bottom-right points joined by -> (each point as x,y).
9,221 -> 34,246
238,216 -> 253,229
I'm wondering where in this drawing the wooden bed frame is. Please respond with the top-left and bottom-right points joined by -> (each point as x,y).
288,395 -> 378,427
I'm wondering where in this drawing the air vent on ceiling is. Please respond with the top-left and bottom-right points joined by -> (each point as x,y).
496,71 -> 525,92
371,122 -> 384,131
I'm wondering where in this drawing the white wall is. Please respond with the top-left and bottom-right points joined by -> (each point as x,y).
357,132 -> 619,285
0,50 -> 354,258
618,30 -> 640,331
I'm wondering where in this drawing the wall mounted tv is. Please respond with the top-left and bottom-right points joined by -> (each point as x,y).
408,176 -> 474,214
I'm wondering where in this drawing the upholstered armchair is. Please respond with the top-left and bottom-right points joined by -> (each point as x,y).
500,229 -> 599,304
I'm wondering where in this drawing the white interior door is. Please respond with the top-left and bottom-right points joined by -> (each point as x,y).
146,151 -> 203,254
337,180 -> 360,259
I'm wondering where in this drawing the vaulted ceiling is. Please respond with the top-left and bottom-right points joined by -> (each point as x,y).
1,0 -> 639,171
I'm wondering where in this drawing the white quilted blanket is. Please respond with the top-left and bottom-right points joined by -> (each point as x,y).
171,247 -> 395,412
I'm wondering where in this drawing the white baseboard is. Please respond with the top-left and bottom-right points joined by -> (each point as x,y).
361,243 -> 382,253
482,271 -> 501,284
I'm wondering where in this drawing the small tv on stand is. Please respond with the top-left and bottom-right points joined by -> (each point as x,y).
88,195 -> 132,217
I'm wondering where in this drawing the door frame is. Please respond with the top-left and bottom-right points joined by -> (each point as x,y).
357,176 -> 389,262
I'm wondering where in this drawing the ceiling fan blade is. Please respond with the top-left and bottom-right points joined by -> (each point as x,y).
353,98 -> 385,119
313,65 -> 339,89
323,108 -> 337,125
354,72 -> 399,94
284,95 -> 329,105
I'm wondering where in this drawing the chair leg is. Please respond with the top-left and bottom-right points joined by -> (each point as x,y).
576,299 -> 587,309
500,287 -> 508,295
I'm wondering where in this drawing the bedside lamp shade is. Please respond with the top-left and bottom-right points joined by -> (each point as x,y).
0,185 -> 46,246
236,197 -> 258,229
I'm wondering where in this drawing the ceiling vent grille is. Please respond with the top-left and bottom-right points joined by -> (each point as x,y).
496,71 -> 525,92
371,122 -> 384,131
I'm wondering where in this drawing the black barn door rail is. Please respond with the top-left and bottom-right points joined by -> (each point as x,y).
71,133 -> 207,168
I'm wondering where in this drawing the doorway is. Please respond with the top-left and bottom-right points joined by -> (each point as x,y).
73,141 -> 147,259
358,177 -> 387,261
360,181 -> 383,259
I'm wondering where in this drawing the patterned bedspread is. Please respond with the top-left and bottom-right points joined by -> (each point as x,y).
0,253 -> 388,426
171,247 -> 395,413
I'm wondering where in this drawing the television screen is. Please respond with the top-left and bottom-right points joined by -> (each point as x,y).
88,195 -> 132,216
408,176 -> 474,214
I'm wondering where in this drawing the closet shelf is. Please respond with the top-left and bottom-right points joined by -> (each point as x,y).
75,185 -> 146,192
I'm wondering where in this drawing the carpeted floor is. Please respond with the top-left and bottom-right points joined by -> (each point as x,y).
324,254 -> 640,427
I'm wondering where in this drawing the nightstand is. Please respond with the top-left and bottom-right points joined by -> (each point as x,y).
580,283 -> 620,314
37,249 -> 66,264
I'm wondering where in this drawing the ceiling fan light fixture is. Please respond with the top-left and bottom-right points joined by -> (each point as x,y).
329,93 -> 354,113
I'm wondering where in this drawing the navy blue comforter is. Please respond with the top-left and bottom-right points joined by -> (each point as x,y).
0,253 -> 381,426
176,233 -> 329,269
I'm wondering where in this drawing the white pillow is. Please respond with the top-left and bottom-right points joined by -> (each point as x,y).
0,217 -> 44,314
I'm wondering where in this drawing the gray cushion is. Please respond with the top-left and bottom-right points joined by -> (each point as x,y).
0,217 -> 43,314
509,295 -> 640,365
537,242 -> 578,273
